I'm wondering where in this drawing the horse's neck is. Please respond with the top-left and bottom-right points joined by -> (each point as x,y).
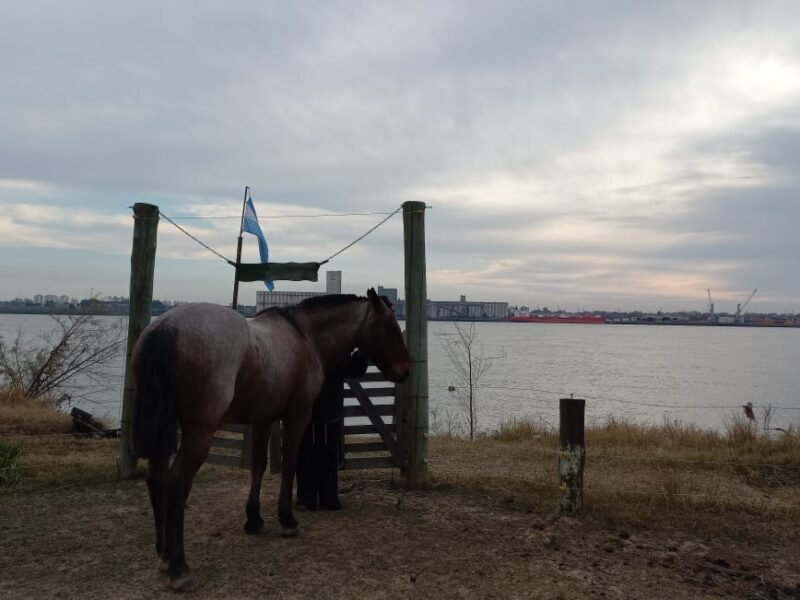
297,301 -> 368,370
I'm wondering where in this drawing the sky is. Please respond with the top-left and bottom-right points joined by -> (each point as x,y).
1,1 -> 799,313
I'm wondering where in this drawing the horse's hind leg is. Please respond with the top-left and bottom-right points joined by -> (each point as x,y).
244,422 -> 271,534
163,426 -> 214,591
277,413 -> 311,537
145,457 -> 169,568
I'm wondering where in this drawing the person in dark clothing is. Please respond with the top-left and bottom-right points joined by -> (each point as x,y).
296,349 -> 368,511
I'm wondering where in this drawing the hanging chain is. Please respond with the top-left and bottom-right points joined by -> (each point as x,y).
158,211 -> 234,264
322,205 -> 404,264
159,204 -> 410,266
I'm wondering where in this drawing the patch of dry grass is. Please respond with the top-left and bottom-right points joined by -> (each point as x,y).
2,417 -> 799,599
0,388 -> 72,436
433,415 -> 800,539
4,412 -> 799,541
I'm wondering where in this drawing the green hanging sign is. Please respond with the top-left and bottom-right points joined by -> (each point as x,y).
232,261 -> 322,283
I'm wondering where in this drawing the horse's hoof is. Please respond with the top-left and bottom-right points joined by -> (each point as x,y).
158,559 -> 170,574
280,526 -> 300,538
169,573 -> 198,593
244,520 -> 266,535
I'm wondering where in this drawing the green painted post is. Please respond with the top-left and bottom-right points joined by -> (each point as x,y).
118,203 -> 159,479
401,201 -> 429,488
558,398 -> 586,514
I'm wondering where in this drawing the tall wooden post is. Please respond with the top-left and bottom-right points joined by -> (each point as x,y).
558,398 -> 586,514
400,201 -> 428,487
118,203 -> 159,479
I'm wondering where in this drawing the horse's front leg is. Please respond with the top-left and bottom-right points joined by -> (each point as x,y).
277,411 -> 311,537
244,422 -> 271,534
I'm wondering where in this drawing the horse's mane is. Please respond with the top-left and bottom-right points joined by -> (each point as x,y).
254,294 -> 363,321
298,293 -> 393,310
296,294 -> 361,310
254,293 -> 392,321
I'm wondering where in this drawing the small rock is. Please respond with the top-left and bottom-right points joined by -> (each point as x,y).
618,528 -> 630,540
680,541 -> 709,554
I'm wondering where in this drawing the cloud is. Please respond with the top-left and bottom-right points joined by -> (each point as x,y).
1,2 -> 799,311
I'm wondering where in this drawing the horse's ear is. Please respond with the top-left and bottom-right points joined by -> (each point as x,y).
367,288 -> 381,308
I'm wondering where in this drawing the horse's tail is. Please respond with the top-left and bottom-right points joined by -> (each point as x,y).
133,324 -> 179,459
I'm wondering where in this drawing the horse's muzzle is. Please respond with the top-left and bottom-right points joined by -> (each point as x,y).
389,362 -> 410,383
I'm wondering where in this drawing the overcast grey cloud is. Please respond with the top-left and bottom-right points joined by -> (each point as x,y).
1,1 -> 799,312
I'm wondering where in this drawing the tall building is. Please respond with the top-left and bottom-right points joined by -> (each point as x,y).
326,271 -> 342,294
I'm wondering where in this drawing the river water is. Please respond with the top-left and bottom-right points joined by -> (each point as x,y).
2,314 -> 798,432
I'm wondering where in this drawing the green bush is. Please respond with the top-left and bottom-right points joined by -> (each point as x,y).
0,439 -> 21,485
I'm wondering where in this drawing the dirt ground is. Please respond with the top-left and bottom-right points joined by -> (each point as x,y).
1,458 -> 798,600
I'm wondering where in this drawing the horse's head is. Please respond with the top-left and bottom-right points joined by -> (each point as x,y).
356,288 -> 410,383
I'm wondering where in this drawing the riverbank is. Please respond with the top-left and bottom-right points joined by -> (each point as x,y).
1,416 -> 798,598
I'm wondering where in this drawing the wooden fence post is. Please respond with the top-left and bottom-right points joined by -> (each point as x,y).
400,201 -> 429,488
558,397 -> 586,514
118,203 -> 159,479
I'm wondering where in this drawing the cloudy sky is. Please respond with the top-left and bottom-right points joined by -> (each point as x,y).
1,1 -> 799,313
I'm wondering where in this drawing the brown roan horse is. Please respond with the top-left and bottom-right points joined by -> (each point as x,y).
132,289 -> 410,590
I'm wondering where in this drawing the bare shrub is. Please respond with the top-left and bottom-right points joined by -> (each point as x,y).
0,313 -> 125,407
724,413 -> 758,445
442,321 -> 502,440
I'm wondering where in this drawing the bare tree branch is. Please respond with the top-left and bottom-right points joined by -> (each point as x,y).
0,311 -> 126,408
441,321 -> 498,440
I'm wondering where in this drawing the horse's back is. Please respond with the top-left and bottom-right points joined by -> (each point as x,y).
232,312 -> 324,415
135,303 -> 249,393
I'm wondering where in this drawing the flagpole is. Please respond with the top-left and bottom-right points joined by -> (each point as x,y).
231,185 -> 249,310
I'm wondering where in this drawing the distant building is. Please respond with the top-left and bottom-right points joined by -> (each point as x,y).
45,294 -> 58,304
377,286 -> 398,305
58,295 -> 70,305
326,271 -> 342,294
393,295 -> 509,321
33,294 -> 44,305
256,270 -> 344,312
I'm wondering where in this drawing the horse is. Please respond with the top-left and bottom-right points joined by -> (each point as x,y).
131,288 -> 410,591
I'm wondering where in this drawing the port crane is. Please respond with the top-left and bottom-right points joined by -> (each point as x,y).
735,288 -> 757,324
706,289 -> 716,323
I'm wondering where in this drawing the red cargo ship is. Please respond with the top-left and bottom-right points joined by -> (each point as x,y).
510,314 -> 605,324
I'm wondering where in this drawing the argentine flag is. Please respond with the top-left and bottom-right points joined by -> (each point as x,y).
242,195 -> 274,291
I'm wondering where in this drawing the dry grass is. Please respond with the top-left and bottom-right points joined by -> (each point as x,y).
432,415 -> 800,539
0,388 -> 72,436
2,419 -> 800,598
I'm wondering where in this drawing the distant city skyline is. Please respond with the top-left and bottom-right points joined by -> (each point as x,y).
2,3 -> 800,312
2,289 -> 795,317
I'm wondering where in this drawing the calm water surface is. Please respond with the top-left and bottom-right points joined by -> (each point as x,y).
2,314 -> 798,432
429,321 -> 800,432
